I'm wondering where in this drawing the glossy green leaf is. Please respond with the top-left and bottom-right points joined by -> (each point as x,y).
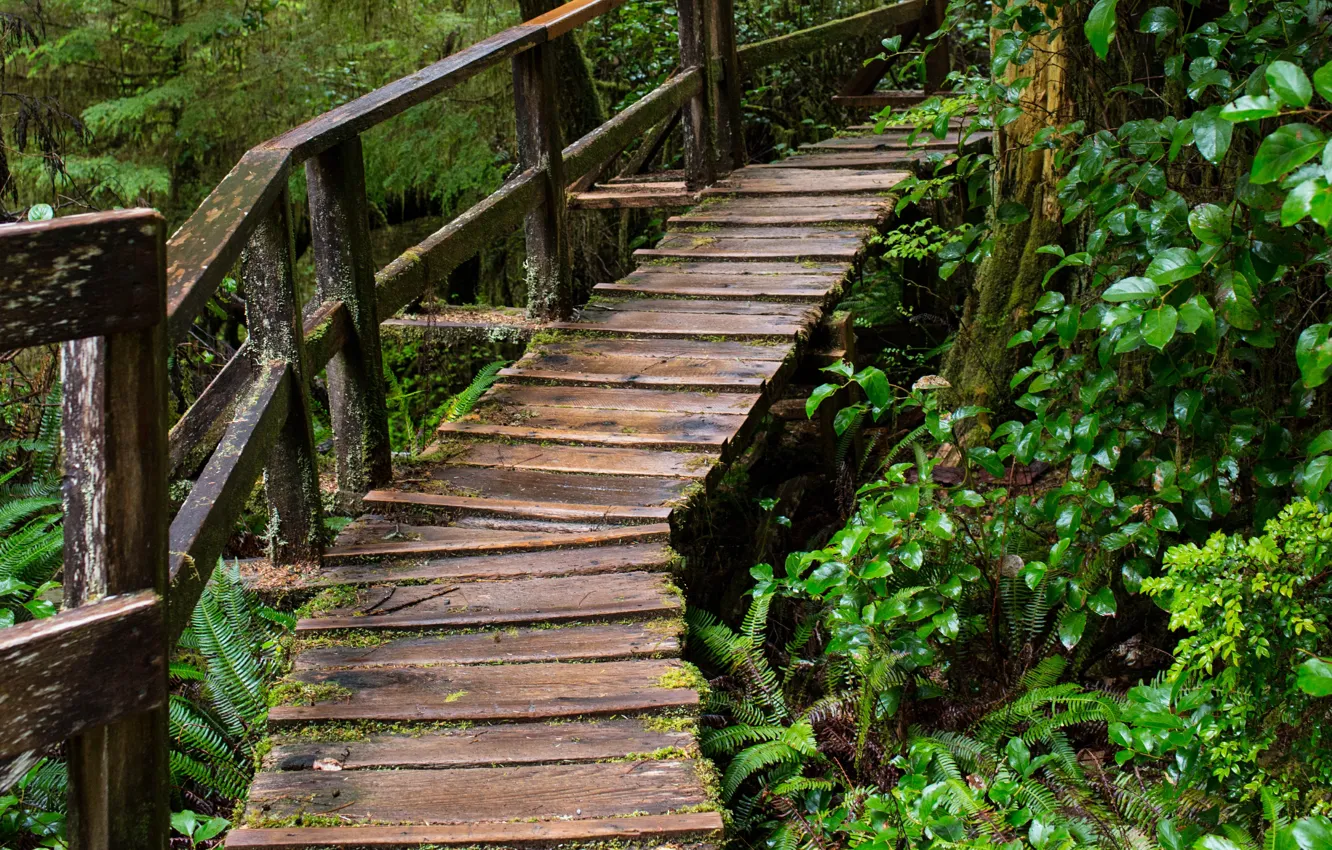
1295,323 -> 1332,388
1188,203 -> 1231,244
1220,94 -> 1281,121
1137,5 -> 1178,32
1142,305 -> 1178,349
1103,277 -> 1160,301
1267,60 -> 1313,107
805,383 -> 839,419
1252,124 -> 1325,184
1088,586 -> 1117,616
1193,106 -> 1232,163
1146,248 -> 1202,284
1301,455 -> 1332,498
1085,0 -> 1118,58
1059,610 -> 1087,649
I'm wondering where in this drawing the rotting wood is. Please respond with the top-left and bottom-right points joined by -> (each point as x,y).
364,489 -> 674,523
448,443 -> 720,478
514,42 -> 572,321
0,210 -> 165,351
325,522 -> 671,561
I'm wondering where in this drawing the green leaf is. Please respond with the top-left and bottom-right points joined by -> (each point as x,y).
969,447 -> 1006,478
1034,292 -> 1065,313
1059,610 -> 1087,649
924,509 -> 955,540
1088,586 -> 1117,616
1295,323 -> 1332,388
1267,60 -> 1313,107
1291,816 -> 1332,850
1146,248 -> 1202,284
1103,277 -> 1160,302
1301,455 -> 1332,498
1090,481 -> 1115,506
899,541 -> 924,570
1085,0 -> 1118,58
1173,389 -> 1201,425
1137,5 -> 1178,32
1315,61 -> 1332,102
1193,106 -> 1233,162
1307,429 -> 1332,456
1142,305 -> 1179,349
805,383 -> 839,419
855,367 -> 891,410
1297,657 -> 1332,696
1189,203 -> 1231,244
1220,94 -> 1282,121
1252,124 -> 1326,184
26,203 -> 53,222
997,201 -> 1030,224
1283,179 -> 1318,226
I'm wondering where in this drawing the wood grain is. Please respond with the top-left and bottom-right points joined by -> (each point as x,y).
325,522 -> 670,561
449,443 -> 719,478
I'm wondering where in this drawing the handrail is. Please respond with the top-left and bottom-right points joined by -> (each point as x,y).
737,0 -> 925,73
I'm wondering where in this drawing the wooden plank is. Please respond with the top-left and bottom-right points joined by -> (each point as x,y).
268,26 -> 545,161
265,718 -> 689,770
661,225 -> 869,238
0,209 -> 165,350
636,234 -> 866,261
630,259 -> 850,278
293,623 -> 679,670
326,522 -> 670,561
552,310 -> 809,338
376,167 -> 544,322
363,490 -> 674,523
737,0 -> 925,72
831,90 -> 929,108
226,813 -> 723,849
802,133 -> 979,151
486,384 -> 760,414
296,571 -> 680,631
441,406 -> 748,448
570,184 -> 700,209
167,148 -> 291,342
417,465 -> 692,503
267,658 -> 698,723
500,354 -> 779,390
705,167 -> 909,196
584,297 -> 822,319
301,298 -> 352,372
594,276 -> 836,300
449,443 -> 719,478
169,365 -> 289,640
754,151 -> 932,169
0,592 -> 164,758
261,543 -> 676,587
243,759 -> 708,823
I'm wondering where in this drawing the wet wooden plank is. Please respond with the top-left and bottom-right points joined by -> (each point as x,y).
636,233 -> 866,261
364,490 -> 674,523
662,225 -> 869,238
754,151 -> 932,169
486,384 -> 760,414
449,443 -> 718,478
326,522 -> 670,561
584,297 -> 821,319
297,571 -> 680,631
226,812 -> 723,849
244,759 -> 707,823
530,0 -> 631,38
441,406 -> 748,448
570,183 -> 699,209
0,592 -> 164,758
594,276 -> 835,300
267,658 -> 699,723
293,623 -> 679,670
501,354 -> 780,390
801,132 -> 985,151
705,168 -> 909,196
555,308 -> 811,339
0,209 -> 166,351
265,718 -> 689,770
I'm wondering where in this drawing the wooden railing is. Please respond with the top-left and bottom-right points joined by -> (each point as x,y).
0,209 -> 171,848
0,1 -> 941,844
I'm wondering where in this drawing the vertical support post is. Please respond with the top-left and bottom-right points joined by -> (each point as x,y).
707,0 -> 745,173
677,0 -> 715,188
306,135 -> 393,503
241,189 -> 324,566
513,42 -> 573,322
62,218 -> 170,850
922,0 -> 951,92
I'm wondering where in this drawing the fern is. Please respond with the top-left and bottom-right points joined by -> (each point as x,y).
437,360 -> 507,423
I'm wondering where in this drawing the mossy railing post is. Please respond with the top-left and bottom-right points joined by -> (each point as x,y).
677,0 -> 715,188
707,0 -> 745,172
306,135 -> 393,504
240,189 -> 324,566
514,41 -> 573,322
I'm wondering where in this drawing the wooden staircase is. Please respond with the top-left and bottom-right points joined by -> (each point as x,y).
226,125 -> 958,849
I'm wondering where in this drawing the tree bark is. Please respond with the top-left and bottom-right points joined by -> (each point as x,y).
517,0 -> 606,143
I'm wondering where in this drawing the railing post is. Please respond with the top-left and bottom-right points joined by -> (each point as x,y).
62,226 -> 170,849
707,0 -> 745,172
923,0 -> 951,92
241,189 -> 324,566
306,136 -> 393,502
677,0 -> 715,188
513,42 -> 573,322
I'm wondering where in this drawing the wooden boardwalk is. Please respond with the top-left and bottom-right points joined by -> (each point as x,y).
227,127 -> 950,849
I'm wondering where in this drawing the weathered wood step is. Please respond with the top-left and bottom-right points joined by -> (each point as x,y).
754,151 -> 935,169
364,490 -> 674,524
486,384 -> 760,414
255,543 -> 676,588
551,308 -> 812,339
670,196 -> 891,226
296,571 -> 681,631
446,443 -> 719,479
326,521 -> 670,562
570,182 -> 699,209
226,812 -> 723,849
522,336 -> 795,360
293,622 -> 680,670
439,406 -> 749,450
584,297 -> 822,319
801,132 -> 980,151
501,351 -> 787,391
595,273 -> 839,301
268,657 -> 699,723
390,465 -> 693,505
264,718 -> 692,771
704,168 -> 908,196
660,225 -> 870,239
636,233 -> 866,262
